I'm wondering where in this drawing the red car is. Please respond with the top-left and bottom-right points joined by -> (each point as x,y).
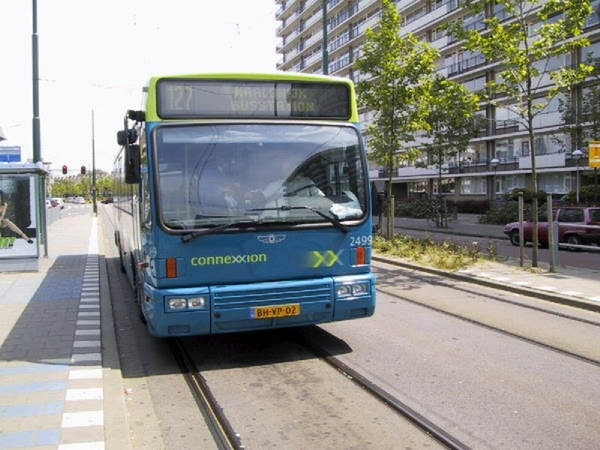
504,207 -> 600,248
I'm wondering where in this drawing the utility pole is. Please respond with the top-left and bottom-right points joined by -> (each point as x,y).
92,110 -> 97,215
32,0 -> 41,163
32,0 -> 48,256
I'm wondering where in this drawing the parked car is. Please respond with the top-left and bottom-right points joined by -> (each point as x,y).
67,196 -> 75,203
504,207 -> 600,249
51,198 -> 65,209
100,197 -> 114,204
45,199 -> 53,209
75,196 -> 86,204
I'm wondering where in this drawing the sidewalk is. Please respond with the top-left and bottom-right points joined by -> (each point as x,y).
376,213 -> 600,312
0,208 -> 129,450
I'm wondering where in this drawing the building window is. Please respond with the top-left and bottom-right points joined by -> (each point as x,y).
496,139 -> 516,160
403,7 -> 427,26
539,173 -> 570,194
436,178 -> 455,194
583,40 -> 600,61
431,27 -> 446,42
528,13 -> 563,37
500,174 -> 527,193
586,0 -> 600,27
461,76 -> 486,93
461,177 -> 487,194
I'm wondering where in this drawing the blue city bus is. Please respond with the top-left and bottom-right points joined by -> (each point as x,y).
113,72 -> 376,337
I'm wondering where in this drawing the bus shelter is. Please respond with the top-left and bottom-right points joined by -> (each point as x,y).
0,163 -> 46,272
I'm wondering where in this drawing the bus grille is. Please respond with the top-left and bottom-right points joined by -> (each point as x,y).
212,280 -> 333,310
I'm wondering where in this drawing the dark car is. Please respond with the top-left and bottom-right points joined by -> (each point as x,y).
504,207 -> 600,248
100,197 -> 114,204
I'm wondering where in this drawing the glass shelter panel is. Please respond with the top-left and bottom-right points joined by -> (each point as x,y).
0,174 -> 39,260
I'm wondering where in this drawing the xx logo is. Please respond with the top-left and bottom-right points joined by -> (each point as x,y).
312,250 -> 343,268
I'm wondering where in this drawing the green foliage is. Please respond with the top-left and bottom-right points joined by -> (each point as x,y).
557,55 -> 600,149
394,200 -> 431,218
577,185 -> 600,205
373,234 -> 483,271
423,76 -> 480,166
502,188 -> 548,204
479,201 -> 530,224
51,171 -> 113,198
454,199 -> 490,214
396,199 -> 494,217
446,0 -> 593,241
450,0 -> 593,105
354,0 -> 439,188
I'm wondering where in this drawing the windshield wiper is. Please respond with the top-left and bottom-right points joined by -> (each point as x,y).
249,205 -> 349,234
181,219 -> 260,243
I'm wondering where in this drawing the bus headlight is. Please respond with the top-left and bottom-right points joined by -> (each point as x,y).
351,283 -> 368,295
167,296 -> 207,311
187,297 -> 206,309
168,298 -> 187,310
336,282 -> 369,298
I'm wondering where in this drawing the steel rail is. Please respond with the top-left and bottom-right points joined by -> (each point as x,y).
376,284 -> 600,368
169,338 -> 245,450
299,337 -> 471,450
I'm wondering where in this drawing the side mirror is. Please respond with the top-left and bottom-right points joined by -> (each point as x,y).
117,128 -> 139,146
125,144 -> 141,184
117,130 -> 128,146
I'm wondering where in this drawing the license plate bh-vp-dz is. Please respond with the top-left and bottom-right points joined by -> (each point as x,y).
252,303 -> 301,319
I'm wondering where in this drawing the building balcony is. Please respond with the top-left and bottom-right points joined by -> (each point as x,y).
519,152 -> 566,170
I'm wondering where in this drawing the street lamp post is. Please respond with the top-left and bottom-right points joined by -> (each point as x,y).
91,110 -> 97,215
572,149 -> 583,204
322,0 -> 328,74
490,158 -> 500,200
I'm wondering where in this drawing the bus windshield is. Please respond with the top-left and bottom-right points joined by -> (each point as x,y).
154,123 -> 367,230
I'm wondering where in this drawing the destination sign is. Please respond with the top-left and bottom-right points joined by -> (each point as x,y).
156,79 -> 351,119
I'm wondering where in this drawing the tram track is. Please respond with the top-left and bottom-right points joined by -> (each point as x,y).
375,264 -> 600,328
374,264 -> 600,368
171,330 -> 470,450
168,338 -> 244,450
296,335 -> 471,450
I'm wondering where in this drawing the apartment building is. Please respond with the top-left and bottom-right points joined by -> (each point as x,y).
275,0 -> 600,202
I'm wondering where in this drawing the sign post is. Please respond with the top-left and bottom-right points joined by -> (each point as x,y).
590,142 -> 600,203
589,141 -> 600,168
0,146 -> 22,162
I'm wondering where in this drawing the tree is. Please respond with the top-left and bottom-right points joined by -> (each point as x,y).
447,0 -> 593,267
354,0 -> 439,238
557,54 -> 600,202
422,76 -> 480,226
51,171 -> 113,199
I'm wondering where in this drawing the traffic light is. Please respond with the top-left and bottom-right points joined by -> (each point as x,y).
81,166 -> 86,175
62,165 -> 67,175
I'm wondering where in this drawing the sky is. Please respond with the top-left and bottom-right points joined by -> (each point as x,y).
0,0 -> 279,174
